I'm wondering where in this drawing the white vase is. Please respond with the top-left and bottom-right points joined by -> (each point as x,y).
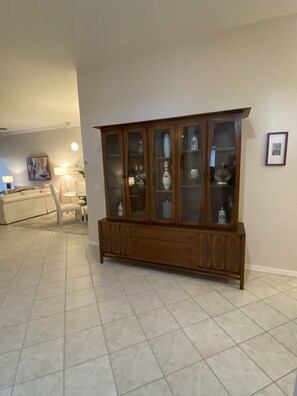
163,133 -> 171,158
191,135 -> 198,151
163,198 -> 171,219
162,161 -> 171,190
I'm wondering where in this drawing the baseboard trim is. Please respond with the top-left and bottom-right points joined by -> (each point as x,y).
88,239 -> 99,246
246,264 -> 297,278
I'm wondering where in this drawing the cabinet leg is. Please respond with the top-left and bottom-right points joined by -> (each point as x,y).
99,244 -> 103,264
240,275 -> 244,290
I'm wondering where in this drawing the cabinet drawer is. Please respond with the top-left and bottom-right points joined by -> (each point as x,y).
131,238 -> 197,269
131,227 -> 196,244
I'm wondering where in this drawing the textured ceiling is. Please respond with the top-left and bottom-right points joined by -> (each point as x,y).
1,0 -> 297,134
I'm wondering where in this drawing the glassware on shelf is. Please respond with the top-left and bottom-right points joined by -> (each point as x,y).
214,168 -> 231,185
118,202 -> 123,217
209,146 -> 216,182
218,206 -> 226,224
163,133 -> 171,158
135,164 -> 146,185
163,196 -> 171,219
135,173 -> 145,185
138,139 -> 144,154
162,160 -> 171,190
191,135 -> 198,151
225,154 -> 236,184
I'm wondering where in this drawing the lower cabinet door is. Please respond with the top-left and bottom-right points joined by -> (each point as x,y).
111,224 -> 120,254
120,225 -> 130,255
212,235 -> 225,270
226,235 -> 241,273
101,222 -> 111,252
109,224 -> 130,255
199,234 -> 211,269
198,232 -> 241,275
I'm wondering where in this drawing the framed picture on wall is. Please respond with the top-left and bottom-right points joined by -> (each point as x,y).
266,132 -> 288,166
26,156 -> 51,180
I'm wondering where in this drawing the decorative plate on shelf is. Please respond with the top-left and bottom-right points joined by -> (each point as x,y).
188,168 -> 199,184
214,168 -> 231,185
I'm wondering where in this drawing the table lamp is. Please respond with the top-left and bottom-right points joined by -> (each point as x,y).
2,176 -> 14,189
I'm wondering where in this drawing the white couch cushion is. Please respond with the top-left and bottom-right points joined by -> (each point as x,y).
0,192 -> 47,224
1,193 -> 22,202
21,189 -> 41,196
3,189 -> 16,195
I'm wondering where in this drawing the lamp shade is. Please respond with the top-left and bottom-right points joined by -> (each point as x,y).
54,167 -> 68,176
128,177 -> 135,186
2,176 -> 13,183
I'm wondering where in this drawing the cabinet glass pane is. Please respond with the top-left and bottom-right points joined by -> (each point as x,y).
180,125 -> 203,223
210,121 -> 236,225
105,134 -> 124,217
153,128 -> 172,221
127,131 -> 146,219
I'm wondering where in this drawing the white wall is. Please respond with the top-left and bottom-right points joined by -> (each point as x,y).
0,126 -> 84,202
78,14 -> 297,274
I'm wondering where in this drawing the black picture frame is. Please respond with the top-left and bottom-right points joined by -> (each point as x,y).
266,132 -> 288,166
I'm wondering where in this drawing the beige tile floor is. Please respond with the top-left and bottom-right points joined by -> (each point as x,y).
0,225 -> 297,395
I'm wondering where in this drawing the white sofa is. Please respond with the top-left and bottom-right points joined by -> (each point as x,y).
0,188 -> 57,225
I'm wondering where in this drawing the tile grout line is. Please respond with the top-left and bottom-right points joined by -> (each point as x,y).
10,231 -> 53,392
115,263 -> 234,395
63,233 -> 70,396
115,265 -> 174,396
90,257 -> 120,396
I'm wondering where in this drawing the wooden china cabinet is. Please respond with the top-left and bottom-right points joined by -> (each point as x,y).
95,107 -> 251,289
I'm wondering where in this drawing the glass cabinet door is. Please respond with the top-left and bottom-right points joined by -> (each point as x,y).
208,118 -> 239,227
104,132 -> 125,218
150,126 -> 174,222
125,129 -> 147,220
178,123 -> 204,225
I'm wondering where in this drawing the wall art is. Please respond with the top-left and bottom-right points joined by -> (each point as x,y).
266,132 -> 288,166
26,155 -> 51,180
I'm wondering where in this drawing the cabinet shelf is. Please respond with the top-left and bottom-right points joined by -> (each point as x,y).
129,152 -> 144,158
154,189 -> 172,193
184,217 -> 200,222
210,184 -> 234,188
182,150 -> 202,154
181,184 -> 202,188
213,146 -> 235,152
155,156 -> 172,160
107,154 -> 121,158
